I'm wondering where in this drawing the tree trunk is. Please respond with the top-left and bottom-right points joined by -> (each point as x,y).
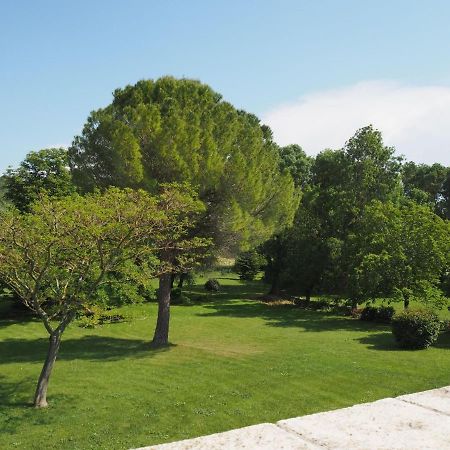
34,332 -> 61,408
151,272 -> 172,347
170,273 -> 176,289
178,272 -> 187,289
269,273 -> 281,296
404,296 -> 410,309
305,288 -> 311,303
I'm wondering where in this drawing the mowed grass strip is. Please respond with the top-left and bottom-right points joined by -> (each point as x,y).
1,274 -> 450,449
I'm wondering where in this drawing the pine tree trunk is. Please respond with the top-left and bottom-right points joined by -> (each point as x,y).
151,272 -> 172,347
34,332 -> 61,408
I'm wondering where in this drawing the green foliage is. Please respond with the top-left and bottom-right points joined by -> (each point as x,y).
3,148 -> 75,212
234,251 -> 265,281
392,309 -> 441,349
278,144 -> 313,188
349,200 -> 450,307
265,125 -> 404,300
0,188 -> 169,330
360,305 -> 395,323
204,278 -> 220,292
77,306 -> 126,328
402,161 -> 450,218
69,77 -> 299,253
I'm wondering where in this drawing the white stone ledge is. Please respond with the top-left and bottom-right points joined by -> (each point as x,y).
134,423 -> 319,450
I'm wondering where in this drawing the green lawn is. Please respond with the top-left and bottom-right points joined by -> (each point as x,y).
1,274 -> 450,450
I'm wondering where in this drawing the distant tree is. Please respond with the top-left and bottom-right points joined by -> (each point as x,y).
278,144 -> 313,188
3,148 -> 75,212
234,251 -> 265,281
311,126 -> 402,238
261,232 -> 290,296
441,170 -> 450,220
0,176 -> 9,211
284,207 -> 329,301
402,161 -> 449,217
348,200 -> 450,309
0,186 -> 207,407
69,77 -> 298,346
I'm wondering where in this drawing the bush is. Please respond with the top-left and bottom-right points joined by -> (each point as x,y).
204,278 -> 220,292
234,251 -> 265,281
293,298 -> 330,310
377,305 -> 395,323
391,309 -> 441,349
78,306 -> 126,328
360,306 -> 378,321
360,305 -> 395,323
171,288 -> 192,305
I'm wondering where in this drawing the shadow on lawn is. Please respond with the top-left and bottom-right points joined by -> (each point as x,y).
357,330 -> 450,351
0,375 -> 35,409
188,282 -> 265,303
0,335 -> 174,365
197,298 -> 388,334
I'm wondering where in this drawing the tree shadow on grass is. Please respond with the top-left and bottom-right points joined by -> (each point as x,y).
357,332 -> 398,351
0,335 -> 174,365
0,375 -> 35,409
357,330 -> 450,351
196,300 -> 389,334
188,281 -> 267,303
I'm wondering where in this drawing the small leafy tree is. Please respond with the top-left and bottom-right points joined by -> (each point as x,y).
0,186 -> 207,406
349,200 -> 450,308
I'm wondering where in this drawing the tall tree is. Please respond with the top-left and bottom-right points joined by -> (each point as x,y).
261,126 -> 403,300
3,148 -> 75,212
69,77 -> 298,346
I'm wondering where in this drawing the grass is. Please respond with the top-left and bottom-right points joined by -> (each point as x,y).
1,273 -> 450,449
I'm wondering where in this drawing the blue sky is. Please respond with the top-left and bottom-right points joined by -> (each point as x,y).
1,0 -> 450,172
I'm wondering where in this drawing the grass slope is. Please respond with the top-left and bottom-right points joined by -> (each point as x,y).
1,274 -> 450,449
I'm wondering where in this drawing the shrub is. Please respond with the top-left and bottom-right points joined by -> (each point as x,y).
360,305 -> 395,323
171,288 -> 192,305
78,306 -> 126,328
360,306 -> 378,321
391,309 -> 441,349
293,298 -> 330,310
377,305 -> 395,323
234,251 -> 265,281
204,278 -> 220,292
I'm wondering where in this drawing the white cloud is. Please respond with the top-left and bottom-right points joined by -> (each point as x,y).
263,81 -> 450,165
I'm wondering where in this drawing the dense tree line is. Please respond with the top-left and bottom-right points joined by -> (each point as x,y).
262,126 -> 450,307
